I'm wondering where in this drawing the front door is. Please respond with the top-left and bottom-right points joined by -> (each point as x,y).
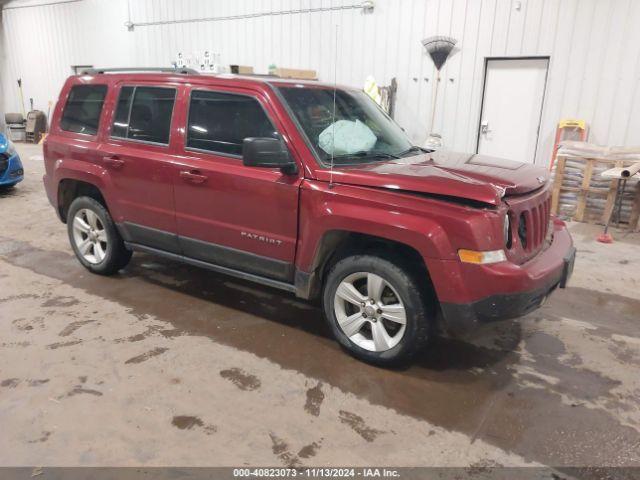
477,58 -> 549,164
172,87 -> 301,282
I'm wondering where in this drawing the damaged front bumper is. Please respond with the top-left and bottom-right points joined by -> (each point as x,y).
434,221 -> 575,337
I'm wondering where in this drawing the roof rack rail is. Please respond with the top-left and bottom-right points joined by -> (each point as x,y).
81,67 -> 200,75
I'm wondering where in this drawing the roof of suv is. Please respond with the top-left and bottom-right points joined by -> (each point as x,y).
75,71 -> 352,91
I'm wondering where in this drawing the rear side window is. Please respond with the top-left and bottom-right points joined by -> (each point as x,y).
187,90 -> 277,156
111,86 -> 176,145
60,85 -> 108,135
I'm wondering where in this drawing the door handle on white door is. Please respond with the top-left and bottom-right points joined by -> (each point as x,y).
480,122 -> 492,135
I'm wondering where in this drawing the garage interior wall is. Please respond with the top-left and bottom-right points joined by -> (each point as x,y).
1,0 -> 639,166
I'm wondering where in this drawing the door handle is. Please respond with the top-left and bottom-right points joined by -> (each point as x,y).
180,170 -> 208,184
480,122 -> 492,135
102,156 -> 125,169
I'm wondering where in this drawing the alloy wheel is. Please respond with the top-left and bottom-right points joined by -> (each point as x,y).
333,272 -> 407,352
72,208 -> 108,264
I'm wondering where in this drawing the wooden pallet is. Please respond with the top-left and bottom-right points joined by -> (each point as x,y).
551,154 -> 640,230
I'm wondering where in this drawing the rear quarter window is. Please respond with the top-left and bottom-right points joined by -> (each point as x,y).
60,85 -> 108,135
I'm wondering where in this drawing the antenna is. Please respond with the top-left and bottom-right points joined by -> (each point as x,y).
329,23 -> 339,189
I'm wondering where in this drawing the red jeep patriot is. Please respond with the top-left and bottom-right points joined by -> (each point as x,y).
43,68 -> 575,365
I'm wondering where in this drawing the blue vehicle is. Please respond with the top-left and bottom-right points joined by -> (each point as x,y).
0,132 -> 24,188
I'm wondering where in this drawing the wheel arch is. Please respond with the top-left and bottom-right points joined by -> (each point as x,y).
57,178 -> 108,223
295,229 -> 437,311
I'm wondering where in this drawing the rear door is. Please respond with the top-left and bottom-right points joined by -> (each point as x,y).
172,86 -> 302,282
46,82 -> 110,204
99,82 -> 182,252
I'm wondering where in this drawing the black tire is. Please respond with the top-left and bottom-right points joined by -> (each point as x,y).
67,196 -> 132,275
322,254 -> 432,367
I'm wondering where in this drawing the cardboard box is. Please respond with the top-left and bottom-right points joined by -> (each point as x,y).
230,65 -> 254,74
273,67 -> 317,80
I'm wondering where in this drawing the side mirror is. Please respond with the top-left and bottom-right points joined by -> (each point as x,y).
242,137 -> 297,175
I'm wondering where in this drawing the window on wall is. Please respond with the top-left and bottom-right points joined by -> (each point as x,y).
111,86 -> 176,145
60,85 -> 108,135
187,90 -> 277,156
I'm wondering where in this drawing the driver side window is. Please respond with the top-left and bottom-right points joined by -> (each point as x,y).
186,90 -> 277,156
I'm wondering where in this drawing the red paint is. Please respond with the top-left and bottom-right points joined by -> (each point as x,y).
43,72 -> 573,309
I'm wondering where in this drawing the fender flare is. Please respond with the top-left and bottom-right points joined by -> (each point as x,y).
53,158 -> 120,219
294,199 -> 454,299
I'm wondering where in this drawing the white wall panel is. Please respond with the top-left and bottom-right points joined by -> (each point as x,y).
2,0 -> 640,166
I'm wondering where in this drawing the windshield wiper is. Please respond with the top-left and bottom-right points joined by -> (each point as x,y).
331,150 -> 401,160
398,145 -> 431,157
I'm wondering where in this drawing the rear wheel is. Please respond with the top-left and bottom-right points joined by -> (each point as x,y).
322,254 -> 431,366
67,196 -> 131,275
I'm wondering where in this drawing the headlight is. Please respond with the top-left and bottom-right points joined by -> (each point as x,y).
5,140 -> 17,157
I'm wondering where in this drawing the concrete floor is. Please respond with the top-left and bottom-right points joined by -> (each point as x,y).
1,143 -> 639,468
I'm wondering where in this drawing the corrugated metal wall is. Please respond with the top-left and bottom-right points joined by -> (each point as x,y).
2,0 -> 640,165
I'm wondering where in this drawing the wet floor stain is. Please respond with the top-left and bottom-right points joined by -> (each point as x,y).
0,293 -> 40,303
172,415 -> 203,430
27,379 -> 49,386
468,459 -> 503,475
63,386 -> 103,398
608,341 -> 640,366
124,347 -> 169,365
220,367 -> 261,391
59,320 -> 95,337
27,431 -> 52,444
0,378 -> 49,388
0,341 -> 30,348
12,316 -> 45,332
41,296 -> 80,308
338,410 -> 385,442
2,238 -> 640,466
1,378 -> 20,388
46,340 -> 82,350
304,382 -> 324,417
114,325 -> 182,344
171,415 -> 216,435
297,440 -> 322,459
520,331 -> 622,400
269,433 -> 302,467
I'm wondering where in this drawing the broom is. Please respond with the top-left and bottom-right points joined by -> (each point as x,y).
421,36 -> 457,143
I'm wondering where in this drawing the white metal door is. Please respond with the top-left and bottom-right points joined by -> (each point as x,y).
477,58 -> 548,164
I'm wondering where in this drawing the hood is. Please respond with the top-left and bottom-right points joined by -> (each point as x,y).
315,150 -> 549,205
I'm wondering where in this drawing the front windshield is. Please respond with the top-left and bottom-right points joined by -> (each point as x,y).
277,85 -> 416,167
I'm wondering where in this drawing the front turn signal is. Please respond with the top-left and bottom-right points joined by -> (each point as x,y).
458,249 -> 507,265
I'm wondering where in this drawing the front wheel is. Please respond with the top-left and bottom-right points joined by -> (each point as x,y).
67,196 -> 132,275
322,254 -> 432,366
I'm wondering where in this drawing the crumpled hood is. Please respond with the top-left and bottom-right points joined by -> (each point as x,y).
315,150 -> 549,205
